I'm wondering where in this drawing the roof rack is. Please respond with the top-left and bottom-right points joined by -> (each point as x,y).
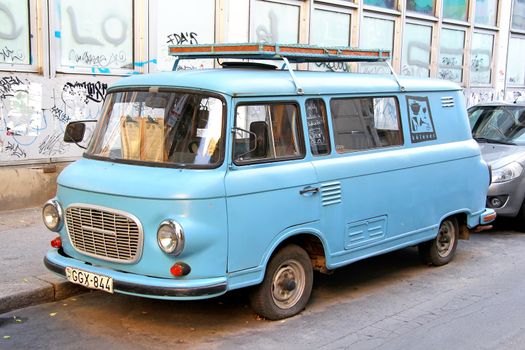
168,43 -> 399,94
169,43 -> 390,63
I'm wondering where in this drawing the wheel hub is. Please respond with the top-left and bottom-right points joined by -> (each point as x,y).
436,220 -> 455,258
271,260 -> 306,309
280,278 -> 297,292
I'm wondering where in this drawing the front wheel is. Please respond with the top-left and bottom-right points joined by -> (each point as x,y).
249,244 -> 313,320
418,217 -> 459,266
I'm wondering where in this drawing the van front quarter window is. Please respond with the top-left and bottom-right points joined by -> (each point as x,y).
86,90 -> 225,168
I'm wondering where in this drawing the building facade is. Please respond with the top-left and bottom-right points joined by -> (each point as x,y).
0,0 -> 522,167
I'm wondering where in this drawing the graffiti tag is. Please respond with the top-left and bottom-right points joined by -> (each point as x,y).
68,50 -> 127,68
314,61 -> 349,72
5,141 -> 27,158
166,32 -> 199,46
0,76 -> 24,100
256,10 -> 278,43
466,89 -> 505,108
38,132 -> 70,156
63,81 -> 108,104
51,106 -> 71,124
66,6 -> 128,47
0,3 -> 22,41
0,46 -> 24,63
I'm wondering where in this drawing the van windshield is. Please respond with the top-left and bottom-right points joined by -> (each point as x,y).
86,90 -> 225,168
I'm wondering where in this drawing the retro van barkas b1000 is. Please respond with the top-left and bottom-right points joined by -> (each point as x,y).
42,43 -> 495,320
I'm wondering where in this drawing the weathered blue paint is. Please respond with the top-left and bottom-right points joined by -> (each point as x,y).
45,65 -> 493,301
109,69 -> 461,97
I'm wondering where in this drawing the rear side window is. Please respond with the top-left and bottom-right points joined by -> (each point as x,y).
306,99 -> 331,156
330,97 -> 402,153
233,103 -> 305,164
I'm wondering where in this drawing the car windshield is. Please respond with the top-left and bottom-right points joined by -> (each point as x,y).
469,105 -> 525,145
86,90 -> 225,168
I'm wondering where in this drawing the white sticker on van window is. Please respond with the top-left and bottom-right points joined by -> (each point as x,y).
406,96 -> 436,143
196,128 -> 210,138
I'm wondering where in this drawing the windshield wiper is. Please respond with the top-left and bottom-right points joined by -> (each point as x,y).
474,137 -> 516,145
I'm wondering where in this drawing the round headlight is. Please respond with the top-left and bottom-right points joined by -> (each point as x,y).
42,200 -> 63,232
157,220 -> 184,255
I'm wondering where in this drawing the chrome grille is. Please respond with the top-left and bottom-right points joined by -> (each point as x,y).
65,205 -> 143,263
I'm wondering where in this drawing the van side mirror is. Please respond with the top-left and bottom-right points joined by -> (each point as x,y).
64,121 -> 86,143
249,121 -> 269,157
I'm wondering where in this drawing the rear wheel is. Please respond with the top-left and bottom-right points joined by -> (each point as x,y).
418,217 -> 459,266
249,244 -> 313,320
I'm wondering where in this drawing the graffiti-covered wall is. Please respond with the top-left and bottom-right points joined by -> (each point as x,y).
0,0 -> 524,166
0,0 -> 218,165
0,74 -> 109,163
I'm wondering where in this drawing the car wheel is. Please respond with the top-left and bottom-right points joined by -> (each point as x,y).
418,217 -> 459,266
249,244 -> 313,320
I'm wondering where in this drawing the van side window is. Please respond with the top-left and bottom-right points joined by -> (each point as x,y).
330,97 -> 402,153
306,99 -> 331,156
234,103 -> 305,164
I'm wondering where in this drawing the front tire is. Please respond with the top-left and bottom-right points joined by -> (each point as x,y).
249,244 -> 313,320
418,217 -> 459,266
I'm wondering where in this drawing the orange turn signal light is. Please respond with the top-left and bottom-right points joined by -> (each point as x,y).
483,212 -> 497,223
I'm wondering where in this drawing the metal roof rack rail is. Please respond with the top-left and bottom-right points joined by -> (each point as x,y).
168,43 -> 401,94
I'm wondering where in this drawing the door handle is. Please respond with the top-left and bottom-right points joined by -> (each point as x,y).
300,186 -> 320,196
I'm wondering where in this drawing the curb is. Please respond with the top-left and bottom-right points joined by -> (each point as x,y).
0,273 -> 87,315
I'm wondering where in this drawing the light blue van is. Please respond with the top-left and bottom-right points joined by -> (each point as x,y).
43,44 -> 495,320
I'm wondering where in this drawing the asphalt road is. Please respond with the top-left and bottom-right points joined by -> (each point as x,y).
2,223 -> 525,350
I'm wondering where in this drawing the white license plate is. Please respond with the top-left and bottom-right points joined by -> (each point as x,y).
65,267 -> 114,293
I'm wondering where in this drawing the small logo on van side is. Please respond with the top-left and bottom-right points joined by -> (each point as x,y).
406,96 -> 436,143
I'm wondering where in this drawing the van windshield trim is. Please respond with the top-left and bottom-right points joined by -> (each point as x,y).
84,88 -> 227,170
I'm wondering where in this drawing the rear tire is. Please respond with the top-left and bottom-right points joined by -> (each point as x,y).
418,217 -> 459,266
249,244 -> 313,320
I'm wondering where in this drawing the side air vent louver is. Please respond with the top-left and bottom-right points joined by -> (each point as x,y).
441,96 -> 455,108
321,182 -> 342,206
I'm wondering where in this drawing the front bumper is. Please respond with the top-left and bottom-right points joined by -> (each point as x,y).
486,178 -> 525,218
44,249 -> 228,300
479,208 -> 497,225
466,208 -> 496,228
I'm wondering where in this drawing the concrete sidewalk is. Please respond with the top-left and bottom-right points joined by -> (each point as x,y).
0,207 -> 86,314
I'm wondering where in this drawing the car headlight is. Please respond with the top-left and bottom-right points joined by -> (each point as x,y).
42,199 -> 63,232
157,220 -> 185,255
492,162 -> 523,183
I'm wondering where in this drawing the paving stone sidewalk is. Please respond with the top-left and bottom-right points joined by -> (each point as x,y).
0,207 -> 86,314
